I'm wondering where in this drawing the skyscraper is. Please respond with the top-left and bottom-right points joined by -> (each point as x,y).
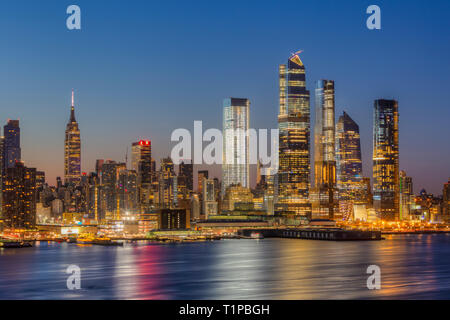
179,161 -> 193,192
2,162 -> 37,229
336,112 -> 363,184
3,120 -> 21,169
203,178 -> 218,218
0,136 -> 4,221
197,170 -> 208,195
311,80 -> 338,220
131,140 -> 153,213
158,157 -> 175,208
64,90 -> 81,185
335,111 -> 365,220
276,52 -> 311,216
443,178 -> 450,222
118,169 -> 138,214
131,140 -> 152,180
101,160 -> 126,219
373,99 -> 399,220
399,170 -> 413,220
95,159 -> 104,176
222,98 -> 250,195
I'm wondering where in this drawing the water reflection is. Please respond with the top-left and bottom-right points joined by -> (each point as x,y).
1,235 -> 450,299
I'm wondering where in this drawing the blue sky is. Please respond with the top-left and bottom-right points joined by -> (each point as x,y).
0,0 -> 449,194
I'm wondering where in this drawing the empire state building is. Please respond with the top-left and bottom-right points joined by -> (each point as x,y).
64,90 -> 81,185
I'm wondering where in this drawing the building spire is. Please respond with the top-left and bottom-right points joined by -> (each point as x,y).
70,89 -> 76,123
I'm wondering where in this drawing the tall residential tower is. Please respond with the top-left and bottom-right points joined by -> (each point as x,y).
222,98 -> 250,196
3,120 -> 21,169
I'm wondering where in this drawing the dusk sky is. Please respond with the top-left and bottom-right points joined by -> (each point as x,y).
1,0 -> 449,194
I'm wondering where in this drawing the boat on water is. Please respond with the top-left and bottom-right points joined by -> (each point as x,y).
66,237 -> 77,243
250,232 -> 264,239
0,240 -> 33,248
77,236 -> 123,246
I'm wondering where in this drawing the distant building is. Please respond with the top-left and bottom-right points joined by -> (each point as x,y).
131,140 -> 152,183
36,171 -> 45,189
3,119 -> 21,169
179,161 -> 193,193
131,140 -> 152,212
0,136 -> 4,219
222,184 -> 253,212
263,168 -> 276,215
222,98 -> 250,196
442,178 -> 450,221
197,170 -> 208,195
158,157 -> 175,208
64,91 -> 81,185
159,209 -> 190,230
118,169 -> 138,214
203,178 -> 218,218
95,159 -> 104,176
399,171 -> 413,220
101,161 -> 127,219
191,194 -> 200,220
373,99 -> 399,220
2,162 -> 37,229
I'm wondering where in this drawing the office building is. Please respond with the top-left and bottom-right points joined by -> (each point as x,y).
203,178 -> 218,218
311,80 -> 338,219
3,120 -> 21,169
277,52 -> 311,216
373,99 -> 399,220
64,90 -> 81,185
335,111 -> 366,220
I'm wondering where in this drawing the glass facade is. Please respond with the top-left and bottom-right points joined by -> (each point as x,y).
312,80 -> 338,220
3,120 -> 21,169
399,170 -> 413,220
276,54 -> 311,216
373,99 -> 399,220
335,111 -> 365,220
222,98 -> 250,196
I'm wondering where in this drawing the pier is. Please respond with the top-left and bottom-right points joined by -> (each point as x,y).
238,228 -> 382,241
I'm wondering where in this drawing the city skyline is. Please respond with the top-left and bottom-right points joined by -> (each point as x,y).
1,1 -> 449,194
2,0 -> 450,303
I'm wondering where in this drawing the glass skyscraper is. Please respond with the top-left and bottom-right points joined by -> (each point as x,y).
373,99 -> 399,220
336,111 -> 365,220
276,53 -> 311,217
222,98 -> 250,196
131,140 -> 152,184
443,178 -> 450,222
399,170 -> 413,220
64,91 -> 81,185
179,161 -> 193,193
336,112 -> 362,184
311,80 -> 338,220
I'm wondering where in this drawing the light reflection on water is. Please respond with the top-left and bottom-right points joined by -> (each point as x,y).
1,235 -> 450,299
